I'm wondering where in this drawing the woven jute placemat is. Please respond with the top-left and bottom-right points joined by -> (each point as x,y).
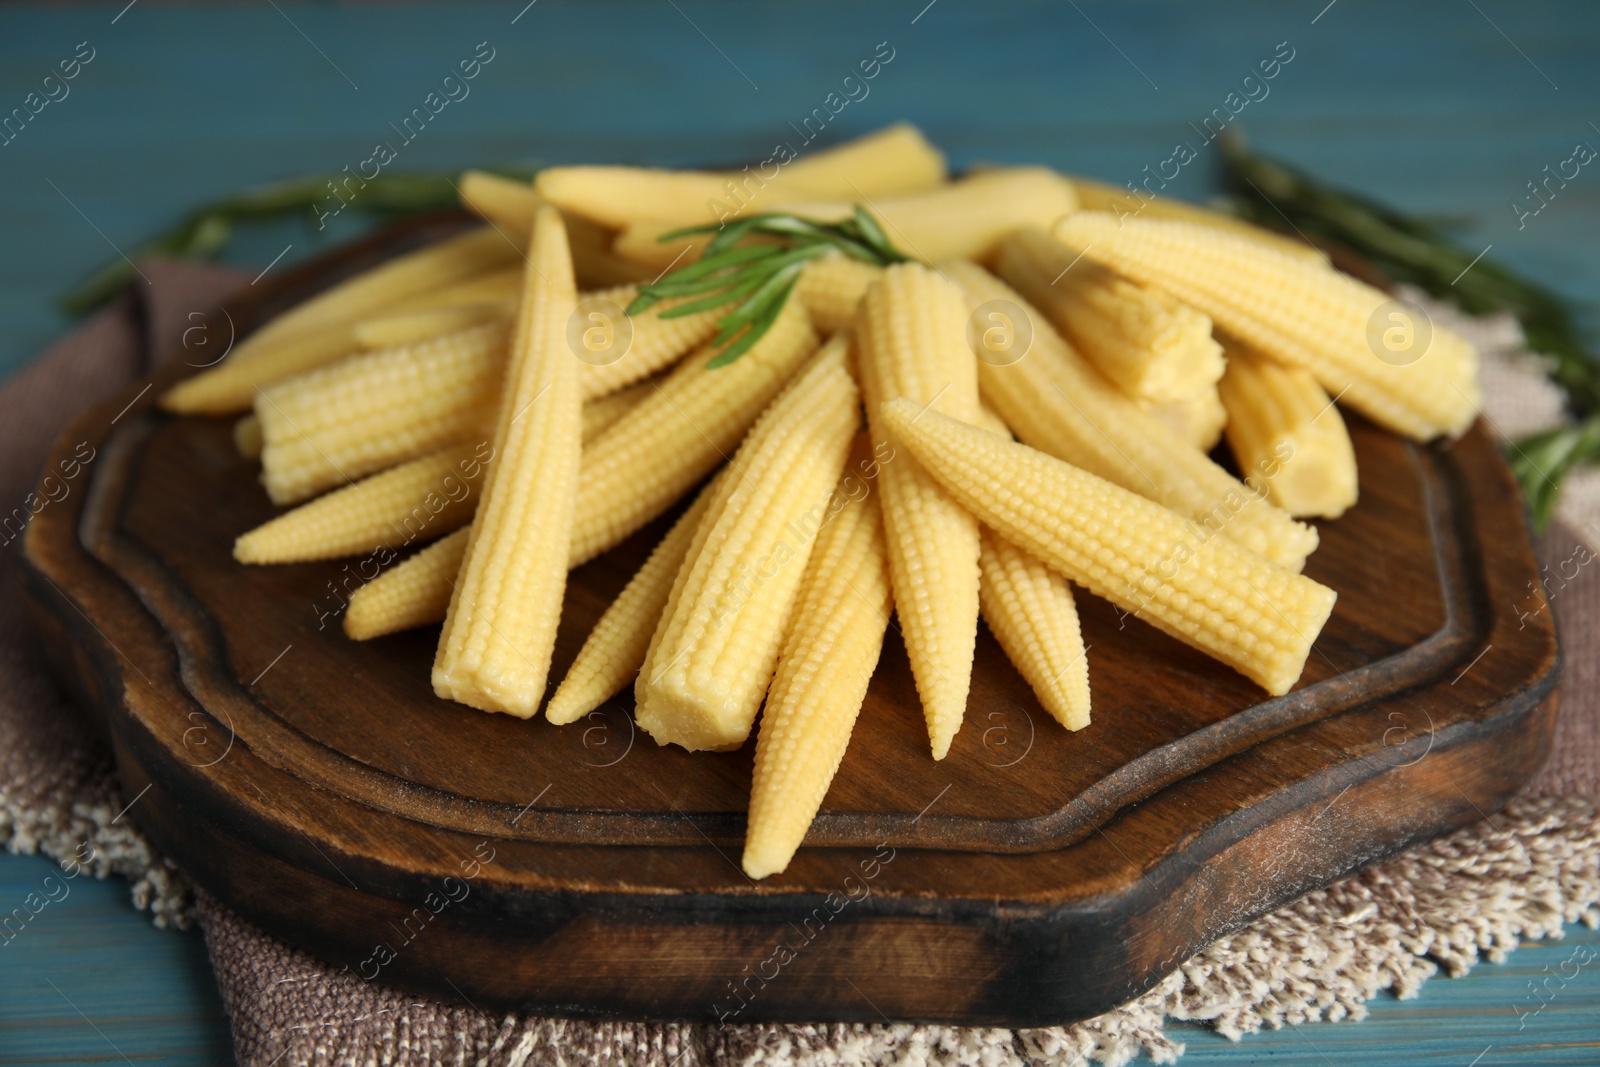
3,265 -> 1596,1066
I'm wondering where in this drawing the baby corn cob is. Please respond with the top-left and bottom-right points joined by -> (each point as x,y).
743,486 -> 891,879
233,415 -> 263,460
354,301 -> 514,350
611,221 -> 714,271
574,285 -> 724,399
545,476 -> 721,725
779,168 -> 1079,265
1143,388 -> 1228,452
857,263 -> 982,760
407,264 -> 525,310
978,528 -> 1091,731
459,170 -> 542,235
1054,213 -> 1481,440
234,442 -> 489,564
635,343 -> 860,751
458,170 -> 653,288
945,260 -> 1318,571
881,400 -> 1337,696
344,529 -> 467,641
779,123 -> 947,199
993,230 -> 1223,403
537,124 -> 947,229
349,267 -> 522,348
581,378 -> 653,442
570,298 -> 820,565
433,206 -> 583,717
1068,176 -> 1328,264
795,255 -> 884,335
161,227 -> 520,415
1220,343 -> 1359,518
255,322 -> 507,504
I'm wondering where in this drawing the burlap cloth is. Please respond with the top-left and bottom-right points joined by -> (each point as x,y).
3,263 -> 1598,1066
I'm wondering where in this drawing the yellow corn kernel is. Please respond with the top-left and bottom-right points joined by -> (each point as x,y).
1220,342 -> 1359,519
635,343 -> 860,751
255,322 -> 507,504
572,285 -> 724,399
344,528 -> 467,641
979,528 -> 1091,731
795,255 -> 884,335
234,415 -> 263,460
354,301 -> 514,349
777,168 -> 1078,265
571,298 -> 820,566
161,227 -> 520,415
743,487 -> 891,879
856,263 -> 982,760
1142,387 -> 1228,452
880,399 -> 1337,696
993,229 -> 1223,402
432,206 -> 583,717
581,379 -> 652,443
946,260 -> 1318,571
1054,213 -> 1481,440
545,476 -> 721,726
235,442 -> 489,564
1068,176 -> 1328,264
536,124 -> 947,229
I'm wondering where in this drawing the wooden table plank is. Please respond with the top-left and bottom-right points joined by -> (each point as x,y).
0,852 -> 233,1066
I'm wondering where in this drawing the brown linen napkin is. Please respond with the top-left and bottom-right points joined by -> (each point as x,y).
2,263 -> 1597,1067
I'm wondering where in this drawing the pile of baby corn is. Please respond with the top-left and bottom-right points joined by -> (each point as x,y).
162,125 -> 1482,879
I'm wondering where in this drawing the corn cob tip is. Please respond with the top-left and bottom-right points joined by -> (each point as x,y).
542,690 -> 588,726
233,531 -> 270,565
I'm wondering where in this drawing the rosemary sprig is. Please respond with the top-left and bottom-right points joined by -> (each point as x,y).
1217,129 -> 1600,528
626,207 -> 909,368
57,169 -> 530,318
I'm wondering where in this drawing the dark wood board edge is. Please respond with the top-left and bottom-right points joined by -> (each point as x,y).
42,591 -> 1557,1024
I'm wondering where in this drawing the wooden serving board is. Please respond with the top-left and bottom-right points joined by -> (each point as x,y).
20,214 -> 1561,1027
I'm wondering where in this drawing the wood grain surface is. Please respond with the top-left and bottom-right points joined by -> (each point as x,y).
17,212 -> 1562,1026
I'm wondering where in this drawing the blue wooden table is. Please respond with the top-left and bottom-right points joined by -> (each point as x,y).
3,2 -> 1598,1063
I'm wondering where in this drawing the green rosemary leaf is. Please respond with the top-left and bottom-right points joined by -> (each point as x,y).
706,277 -> 798,369
656,269 -> 771,319
643,243 -> 778,289
637,206 -> 906,367
743,215 -> 835,243
850,205 -> 903,261
698,215 -> 772,257
1510,416 -> 1600,528
715,260 -> 811,338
